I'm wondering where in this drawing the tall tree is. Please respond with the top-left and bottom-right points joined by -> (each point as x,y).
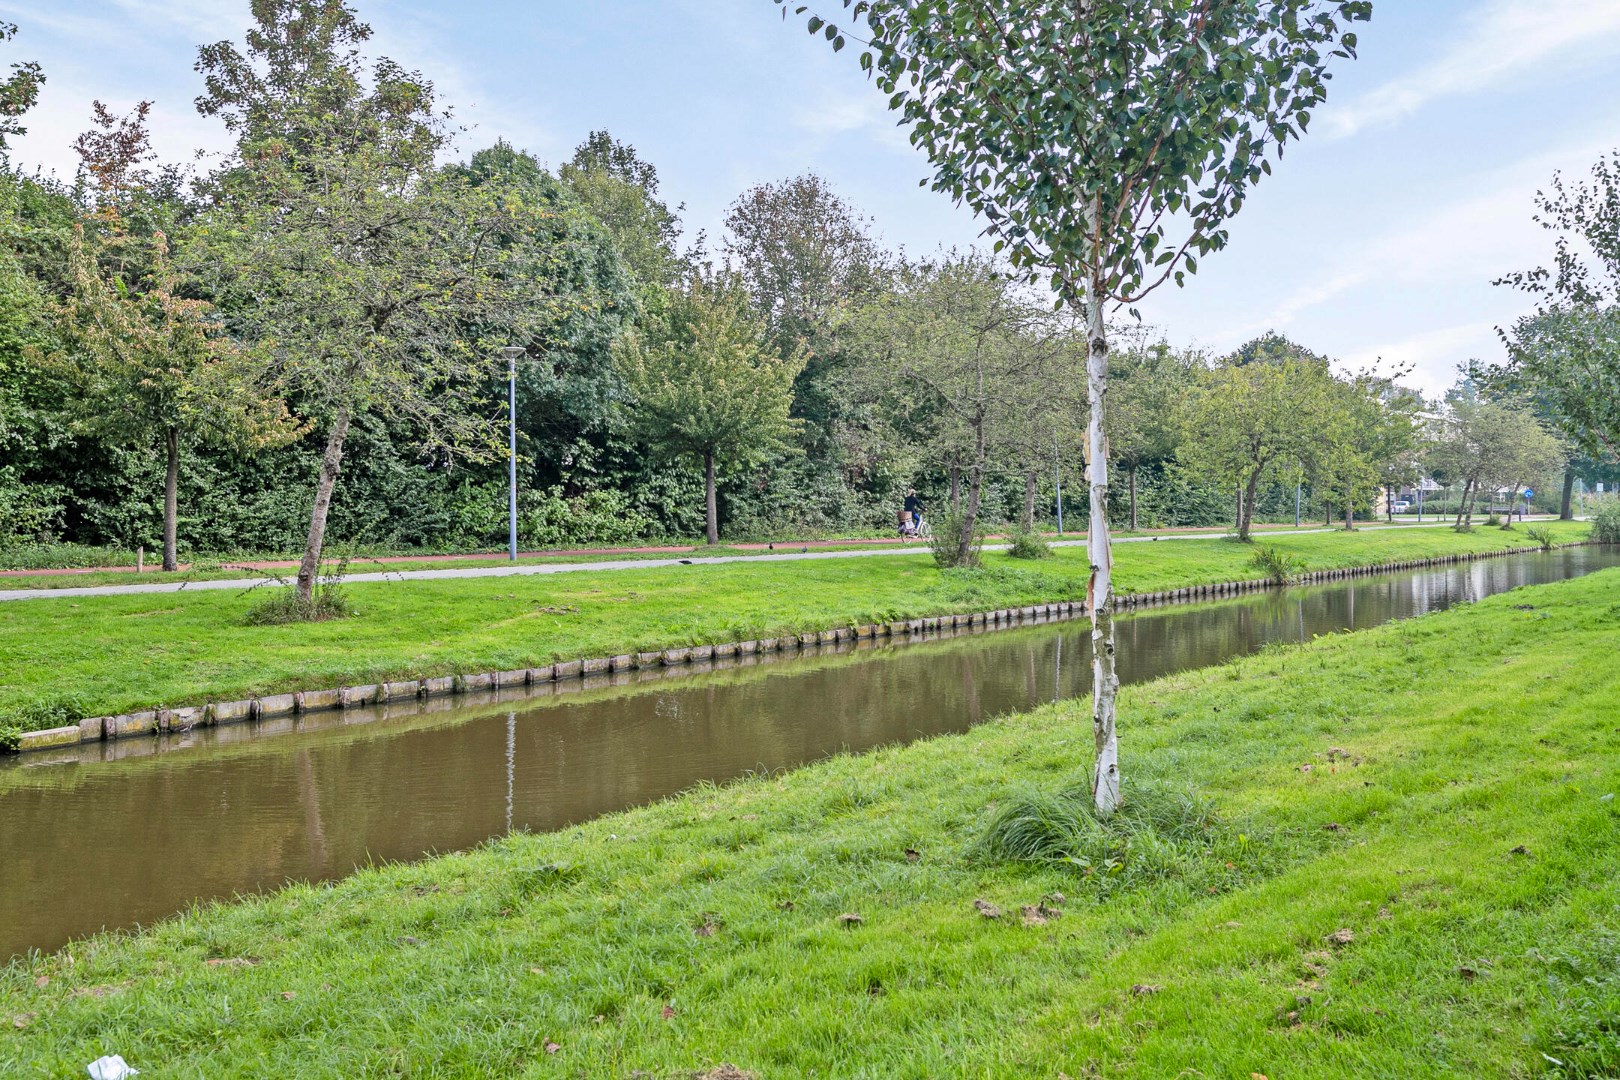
1176,351 -> 1335,541
615,275 -> 805,544
194,0 -> 561,606
781,0 -> 1369,814
559,130 -> 684,289
1106,341 -> 1196,531
846,252 -> 1080,565
723,173 -> 887,486
46,101 -> 296,571
1429,396 -> 1564,530
1485,151 -> 1620,458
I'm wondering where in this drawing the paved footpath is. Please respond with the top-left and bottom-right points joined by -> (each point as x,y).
0,523 -> 1474,603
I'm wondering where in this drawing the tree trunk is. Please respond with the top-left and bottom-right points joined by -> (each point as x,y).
1083,283 -> 1119,818
957,422 -> 986,567
162,426 -> 179,572
296,408 -> 352,606
1560,467 -> 1576,520
704,451 -> 718,545
1344,496 -> 1354,531
1127,463 -> 1138,532
1021,468 -> 1037,531
1386,485 -> 1394,523
1240,471 -> 1262,542
949,463 -> 961,513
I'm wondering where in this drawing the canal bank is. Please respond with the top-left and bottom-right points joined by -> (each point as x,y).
4,564 -> 1618,1077
1,522 -> 1598,757
4,544 -> 1617,961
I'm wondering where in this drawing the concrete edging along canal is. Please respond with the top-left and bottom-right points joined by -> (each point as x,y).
3,542 -> 1582,759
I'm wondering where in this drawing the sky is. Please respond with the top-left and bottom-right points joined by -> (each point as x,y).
6,0 -> 1620,400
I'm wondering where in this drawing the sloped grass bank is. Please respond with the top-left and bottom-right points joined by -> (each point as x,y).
5,569 -> 1619,1077
0,520 -> 1594,723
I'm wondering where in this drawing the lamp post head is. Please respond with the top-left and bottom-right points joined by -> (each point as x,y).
501,346 -> 525,377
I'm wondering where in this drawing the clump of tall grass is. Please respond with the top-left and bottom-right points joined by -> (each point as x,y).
0,691 -> 91,752
1249,544 -> 1306,585
973,781 -> 1292,899
1526,525 -> 1556,550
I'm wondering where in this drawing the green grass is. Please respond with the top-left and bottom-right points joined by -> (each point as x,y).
0,520 -> 1595,723
0,518 -> 1469,590
5,565 -> 1619,1077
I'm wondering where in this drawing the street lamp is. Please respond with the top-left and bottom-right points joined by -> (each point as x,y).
501,346 -> 526,562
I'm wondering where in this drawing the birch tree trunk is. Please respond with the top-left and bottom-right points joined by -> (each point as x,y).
1084,283 -> 1120,817
162,426 -> 180,572
704,451 -> 719,545
296,408 -> 352,606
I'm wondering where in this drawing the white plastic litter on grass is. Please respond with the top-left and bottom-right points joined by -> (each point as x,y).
87,1055 -> 139,1079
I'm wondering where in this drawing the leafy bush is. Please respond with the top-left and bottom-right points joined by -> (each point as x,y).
1249,544 -> 1305,585
1007,528 -> 1052,560
1592,498 -> 1620,544
1484,513 -> 1501,527
1526,525 -> 1557,550
522,486 -> 657,549
0,692 -> 91,751
929,510 -> 986,569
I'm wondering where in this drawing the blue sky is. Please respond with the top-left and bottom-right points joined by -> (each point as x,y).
7,1 -> 1620,398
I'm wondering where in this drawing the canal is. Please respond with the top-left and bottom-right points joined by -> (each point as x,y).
3,546 -> 1614,959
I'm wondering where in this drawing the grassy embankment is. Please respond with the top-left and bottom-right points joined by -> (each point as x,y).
4,565 -> 1618,1077
0,519 -> 1464,590
0,520 -> 1593,723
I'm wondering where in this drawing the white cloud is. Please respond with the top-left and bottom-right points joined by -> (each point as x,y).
1226,132 -> 1617,343
1341,320 -> 1506,398
1325,0 -> 1620,139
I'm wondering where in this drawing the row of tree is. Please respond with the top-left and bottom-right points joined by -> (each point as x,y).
0,4 -> 1600,605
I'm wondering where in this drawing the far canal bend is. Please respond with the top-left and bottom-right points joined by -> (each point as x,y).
2,546 -> 1615,959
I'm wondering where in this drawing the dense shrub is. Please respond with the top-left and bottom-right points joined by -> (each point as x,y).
521,486 -> 657,548
929,510 -> 986,569
1592,498 -> 1620,544
1007,528 -> 1052,560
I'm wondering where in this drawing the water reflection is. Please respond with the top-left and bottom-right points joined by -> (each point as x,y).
2,547 -> 1614,958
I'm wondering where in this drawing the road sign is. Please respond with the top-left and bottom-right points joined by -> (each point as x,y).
1524,488 -> 1533,498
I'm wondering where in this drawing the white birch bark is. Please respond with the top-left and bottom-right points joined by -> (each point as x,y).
1084,280 -> 1120,817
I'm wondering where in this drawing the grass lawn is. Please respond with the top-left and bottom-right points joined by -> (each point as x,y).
4,564 -> 1618,1077
0,519 -> 1594,723
0,518 -> 1467,591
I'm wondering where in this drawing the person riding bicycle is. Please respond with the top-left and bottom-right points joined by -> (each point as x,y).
902,488 -> 925,537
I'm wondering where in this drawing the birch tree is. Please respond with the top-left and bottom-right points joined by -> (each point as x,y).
780,0 -> 1368,814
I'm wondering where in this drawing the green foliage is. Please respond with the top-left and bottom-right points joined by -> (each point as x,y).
928,508 -> 985,569
1007,528 -> 1052,560
1249,544 -> 1305,585
0,690 -> 90,750
1527,525 -> 1557,550
1591,499 -> 1620,544
0,20 -> 43,151
522,486 -> 654,548
780,0 -> 1368,305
